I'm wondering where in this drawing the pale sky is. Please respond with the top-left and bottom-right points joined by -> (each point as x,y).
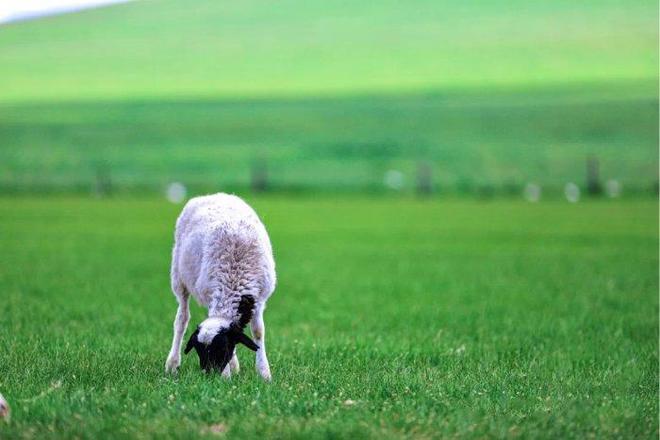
0,0 -> 132,24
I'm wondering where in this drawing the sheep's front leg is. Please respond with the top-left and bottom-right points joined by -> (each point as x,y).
221,364 -> 232,378
220,349 -> 239,379
229,349 -> 240,374
165,294 -> 190,373
251,305 -> 271,381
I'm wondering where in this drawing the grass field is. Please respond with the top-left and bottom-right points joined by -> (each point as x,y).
0,196 -> 657,438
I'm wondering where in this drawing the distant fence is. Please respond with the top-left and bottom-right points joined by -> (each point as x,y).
0,156 -> 657,200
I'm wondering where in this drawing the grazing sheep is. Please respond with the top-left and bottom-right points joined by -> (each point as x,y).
164,193 -> 276,380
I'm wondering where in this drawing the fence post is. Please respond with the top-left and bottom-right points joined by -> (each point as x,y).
586,156 -> 602,196
93,162 -> 112,197
416,161 -> 433,196
251,159 -> 268,193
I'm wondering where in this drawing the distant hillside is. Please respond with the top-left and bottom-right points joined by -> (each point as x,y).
0,0 -> 656,102
0,83 -> 657,194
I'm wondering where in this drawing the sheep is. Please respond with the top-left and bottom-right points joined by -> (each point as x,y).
164,193 -> 276,380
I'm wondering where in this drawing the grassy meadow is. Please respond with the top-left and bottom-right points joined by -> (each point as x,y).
0,196 -> 657,438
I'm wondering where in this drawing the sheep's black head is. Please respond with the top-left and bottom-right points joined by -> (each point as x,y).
184,320 -> 259,373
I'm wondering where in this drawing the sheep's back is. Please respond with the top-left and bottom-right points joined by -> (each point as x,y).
172,193 -> 276,305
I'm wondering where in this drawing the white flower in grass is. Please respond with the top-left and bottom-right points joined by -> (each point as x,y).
606,179 -> 621,198
0,392 -> 9,423
384,170 -> 404,190
564,183 -> 580,203
166,182 -> 187,203
523,183 -> 541,202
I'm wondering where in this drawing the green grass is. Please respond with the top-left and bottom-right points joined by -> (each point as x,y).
1,82 -> 657,193
0,195 -> 657,438
0,0 -> 656,101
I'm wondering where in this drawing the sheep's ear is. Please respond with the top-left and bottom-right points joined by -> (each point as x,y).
234,331 -> 259,352
236,295 -> 256,328
184,328 -> 200,354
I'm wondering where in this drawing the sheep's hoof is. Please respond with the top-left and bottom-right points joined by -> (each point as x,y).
164,357 -> 180,374
257,366 -> 272,382
221,364 -> 232,379
229,356 -> 240,374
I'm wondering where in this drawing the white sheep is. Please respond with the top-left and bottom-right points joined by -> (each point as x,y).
164,193 -> 276,380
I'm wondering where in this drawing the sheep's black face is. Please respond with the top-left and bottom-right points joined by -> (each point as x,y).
184,325 -> 259,373
206,331 -> 236,372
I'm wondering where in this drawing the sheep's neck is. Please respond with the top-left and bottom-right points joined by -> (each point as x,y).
208,297 -> 237,322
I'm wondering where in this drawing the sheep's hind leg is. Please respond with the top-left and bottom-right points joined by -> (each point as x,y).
251,304 -> 272,381
165,290 -> 190,374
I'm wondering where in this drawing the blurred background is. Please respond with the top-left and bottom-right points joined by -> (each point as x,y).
0,0 -> 657,198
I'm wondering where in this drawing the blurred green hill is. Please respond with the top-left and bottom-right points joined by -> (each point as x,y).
0,0 -> 656,101
0,0 -> 657,194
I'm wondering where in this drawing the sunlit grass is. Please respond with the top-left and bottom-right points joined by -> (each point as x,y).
0,195 -> 657,438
